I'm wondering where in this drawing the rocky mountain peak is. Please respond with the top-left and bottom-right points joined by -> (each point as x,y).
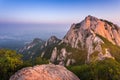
45,36 -> 61,46
63,15 -> 120,47
85,15 -> 99,24
32,38 -> 43,43
50,15 -> 120,65
48,36 -> 59,42
85,15 -> 98,20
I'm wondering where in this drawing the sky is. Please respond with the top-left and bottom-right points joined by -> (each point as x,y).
0,0 -> 120,24
0,0 -> 120,39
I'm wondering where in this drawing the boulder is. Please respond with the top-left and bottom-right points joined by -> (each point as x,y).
9,64 -> 80,80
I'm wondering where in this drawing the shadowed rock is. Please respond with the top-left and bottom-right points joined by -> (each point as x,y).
9,64 -> 80,80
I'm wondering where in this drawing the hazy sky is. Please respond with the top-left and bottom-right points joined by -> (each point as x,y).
0,0 -> 120,39
0,0 -> 120,24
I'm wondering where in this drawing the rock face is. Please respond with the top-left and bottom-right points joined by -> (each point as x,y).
63,15 -> 120,47
19,36 -> 61,60
39,36 -> 61,59
45,36 -> 61,47
50,15 -> 120,65
9,64 -> 80,80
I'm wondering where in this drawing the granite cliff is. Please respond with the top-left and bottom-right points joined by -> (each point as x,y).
50,15 -> 120,66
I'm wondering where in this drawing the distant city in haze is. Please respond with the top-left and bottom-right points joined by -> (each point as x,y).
0,0 -> 120,49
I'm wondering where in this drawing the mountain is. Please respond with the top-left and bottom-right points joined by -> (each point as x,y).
45,36 -> 61,46
19,36 -> 61,60
63,15 -> 120,47
50,15 -> 120,66
19,38 -> 45,60
19,15 -> 120,66
40,36 -> 61,59
9,16 -> 120,80
10,64 -> 80,80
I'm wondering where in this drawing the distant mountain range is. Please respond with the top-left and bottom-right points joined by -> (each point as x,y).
19,15 -> 120,66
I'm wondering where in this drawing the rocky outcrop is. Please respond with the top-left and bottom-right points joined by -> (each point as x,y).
39,36 -> 61,58
45,36 -> 61,47
50,47 -> 58,63
9,64 -> 80,80
63,15 -> 120,47
50,15 -> 120,65
63,15 -> 120,62
50,47 -> 75,66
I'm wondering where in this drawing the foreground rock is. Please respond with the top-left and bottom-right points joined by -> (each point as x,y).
9,64 -> 80,80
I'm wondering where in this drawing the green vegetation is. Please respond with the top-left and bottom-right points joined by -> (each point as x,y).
90,51 -> 99,62
0,49 -> 49,80
0,49 -> 23,80
67,58 -> 120,80
33,56 -> 49,65
96,34 -> 120,63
